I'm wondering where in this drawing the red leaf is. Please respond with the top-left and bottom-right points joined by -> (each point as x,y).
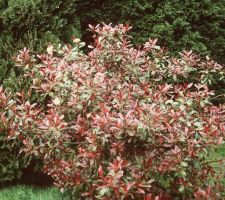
22,140 -> 27,145
98,165 -> 103,177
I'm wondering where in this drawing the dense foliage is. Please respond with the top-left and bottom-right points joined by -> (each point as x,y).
0,90 -> 31,183
1,24 -> 224,199
77,0 -> 225,64
0,0 -> 81,182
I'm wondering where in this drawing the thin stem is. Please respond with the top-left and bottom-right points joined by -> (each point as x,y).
204,158 -> 224,165
210,94 -> 225,100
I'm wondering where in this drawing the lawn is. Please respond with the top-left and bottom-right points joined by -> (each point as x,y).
208,144 -> 225,186
0,185 -> 69,200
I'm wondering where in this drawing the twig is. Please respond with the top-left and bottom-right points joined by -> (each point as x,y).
204,158 -> 224,165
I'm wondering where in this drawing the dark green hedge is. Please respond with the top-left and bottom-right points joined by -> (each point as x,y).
0,0 -> 81,83
77,0 -> 225,64
0,133 -> 30,183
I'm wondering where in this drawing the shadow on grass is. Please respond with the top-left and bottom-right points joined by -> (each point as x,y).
0,160 -> 70,200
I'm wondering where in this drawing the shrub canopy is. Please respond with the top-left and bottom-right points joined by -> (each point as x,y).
1,24 -> 224,199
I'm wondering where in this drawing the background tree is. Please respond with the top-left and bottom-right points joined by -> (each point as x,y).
77,0 -> 225,64
0,0 -> 81,84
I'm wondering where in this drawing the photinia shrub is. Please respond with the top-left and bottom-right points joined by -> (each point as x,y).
1,24 -> 225,199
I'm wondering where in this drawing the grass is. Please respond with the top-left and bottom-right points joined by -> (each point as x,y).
209,144 -> 225,164
208,144 -> 225,186
0,185 -> 69,200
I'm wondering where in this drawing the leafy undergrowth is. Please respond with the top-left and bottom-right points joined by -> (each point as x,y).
0,185 -> 69,200
0,145 -> 224,200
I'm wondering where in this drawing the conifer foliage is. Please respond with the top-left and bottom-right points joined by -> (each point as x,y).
0,0 -> 81,82
77,0 -> 225,64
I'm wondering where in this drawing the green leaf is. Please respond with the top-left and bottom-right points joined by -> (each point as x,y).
99,187 -> 110,196
180,161 -> 188,167
179,185 -> 185,193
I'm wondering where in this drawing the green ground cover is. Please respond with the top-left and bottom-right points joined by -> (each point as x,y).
208,144 -> 225,186
0,185 -> 69,200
